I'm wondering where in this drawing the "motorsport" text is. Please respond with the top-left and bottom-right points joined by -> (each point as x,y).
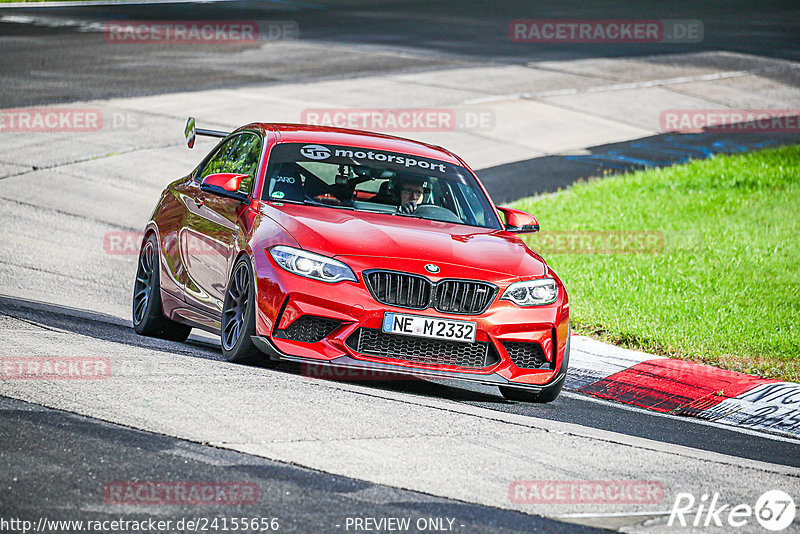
334,148 -> 448,173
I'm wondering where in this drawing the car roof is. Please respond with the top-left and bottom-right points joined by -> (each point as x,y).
239,123 -> 466,167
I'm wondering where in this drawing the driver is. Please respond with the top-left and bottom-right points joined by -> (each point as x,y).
395,176 -> 428,214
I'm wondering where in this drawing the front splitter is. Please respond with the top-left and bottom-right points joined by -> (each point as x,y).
250,335 -> 568,393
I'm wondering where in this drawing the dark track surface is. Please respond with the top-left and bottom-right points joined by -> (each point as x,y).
0,395 -> 606,534
0,0 -> 798,107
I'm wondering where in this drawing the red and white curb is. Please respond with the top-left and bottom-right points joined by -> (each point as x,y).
568,335 -> 799,439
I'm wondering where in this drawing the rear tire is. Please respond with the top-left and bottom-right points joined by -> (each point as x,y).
132,234 -> 192,342
220,256 -> 264,364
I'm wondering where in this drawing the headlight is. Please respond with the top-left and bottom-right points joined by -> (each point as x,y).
269,246 -> 357,283
501,278 -> 558,306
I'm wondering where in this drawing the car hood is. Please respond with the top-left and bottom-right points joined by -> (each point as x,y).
260,203 -> 547,279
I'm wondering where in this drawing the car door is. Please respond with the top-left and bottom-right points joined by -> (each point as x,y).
181,132 -> 262,320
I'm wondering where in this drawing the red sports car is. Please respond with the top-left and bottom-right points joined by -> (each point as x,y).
133,118 -> 570,402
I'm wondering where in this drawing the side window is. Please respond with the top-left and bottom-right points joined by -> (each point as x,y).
225,133 -> 262,194
197,136 -> 239,183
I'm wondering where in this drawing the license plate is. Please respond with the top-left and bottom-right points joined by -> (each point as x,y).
381,312 -> 477,343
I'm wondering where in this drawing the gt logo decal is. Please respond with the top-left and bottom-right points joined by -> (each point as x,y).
300,144 -> 331,160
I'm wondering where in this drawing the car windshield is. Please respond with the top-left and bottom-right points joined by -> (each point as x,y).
261,142 -> 501,229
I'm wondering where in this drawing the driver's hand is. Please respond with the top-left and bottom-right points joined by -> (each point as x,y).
399,201 -> 417,214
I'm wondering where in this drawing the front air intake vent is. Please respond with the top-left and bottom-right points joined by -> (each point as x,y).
274,315 -> 341,343
346,328 -> 500,368
502,341 -> 551,369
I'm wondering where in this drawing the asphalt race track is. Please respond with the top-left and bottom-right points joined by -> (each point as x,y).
1,2 -> 799,533
2,394 -> 600,534
1,0 -> 799,107
2,295 -> 798,533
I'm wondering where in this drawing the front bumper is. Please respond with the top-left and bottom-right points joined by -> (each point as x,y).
252,253 -> 570,391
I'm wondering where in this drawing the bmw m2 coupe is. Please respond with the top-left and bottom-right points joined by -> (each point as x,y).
132,118 -> 569,402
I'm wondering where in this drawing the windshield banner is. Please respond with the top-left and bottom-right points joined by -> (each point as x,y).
270,143 -> 460,177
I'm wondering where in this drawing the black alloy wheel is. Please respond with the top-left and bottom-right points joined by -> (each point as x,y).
132,234 -> 192,342
221,256 -> 264,364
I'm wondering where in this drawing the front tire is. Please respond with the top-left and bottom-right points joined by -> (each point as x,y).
220,256 -> 264,364
132,234 -> 192,342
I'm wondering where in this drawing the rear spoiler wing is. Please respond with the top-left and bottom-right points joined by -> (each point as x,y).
184,117 -> 228,149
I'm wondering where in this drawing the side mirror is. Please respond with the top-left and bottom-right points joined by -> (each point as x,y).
185,117 -> 196,149
200,173 -> 249,203
497,206 -> 539,233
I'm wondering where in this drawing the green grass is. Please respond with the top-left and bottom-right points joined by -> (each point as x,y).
512,145 -> 800,382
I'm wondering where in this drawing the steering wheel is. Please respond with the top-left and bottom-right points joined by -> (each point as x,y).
410,204 -> 462,223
